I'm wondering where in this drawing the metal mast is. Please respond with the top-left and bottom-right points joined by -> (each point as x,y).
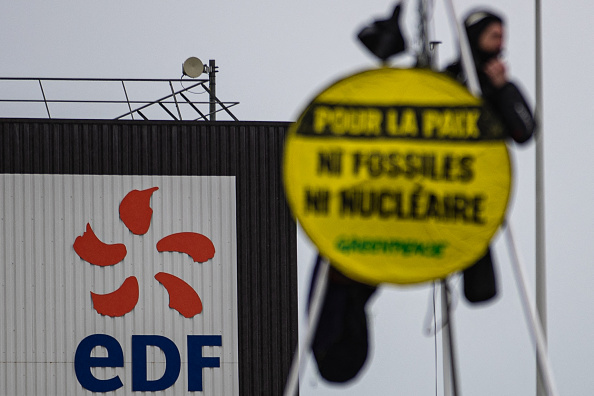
418,1 -> 459,395
535,0 -> 547,394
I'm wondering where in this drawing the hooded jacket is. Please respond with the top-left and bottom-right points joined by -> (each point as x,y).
446,10 -> 536,144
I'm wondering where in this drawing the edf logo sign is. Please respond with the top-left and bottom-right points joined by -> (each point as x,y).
69,178 -> 238,393
73,186 -> 223,391
75,334 -> 222,392
0,175 -> 239,395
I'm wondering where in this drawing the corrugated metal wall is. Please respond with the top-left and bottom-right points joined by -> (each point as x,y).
0,119 -> 298,395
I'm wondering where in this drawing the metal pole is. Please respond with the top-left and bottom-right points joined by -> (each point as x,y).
444,0 -> 481,96
441,280 -> 459,396
504,225 -> 558,396
169,80 -> 183,121
209,59 -> 216,121
121,81 -> 134,120
38,80 -> 51,119
417,0 -> 431,67
534,1 -> 547,395
441,287 -> 452,396
418,3 -> 460,393
430,41 -> 442,70
283,257 -> 330,396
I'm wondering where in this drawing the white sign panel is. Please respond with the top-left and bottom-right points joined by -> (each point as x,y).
0,175 -> 238,395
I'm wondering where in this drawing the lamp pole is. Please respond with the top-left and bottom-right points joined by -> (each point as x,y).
209,59 -> 217,121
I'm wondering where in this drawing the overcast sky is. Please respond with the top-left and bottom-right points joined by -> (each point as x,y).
2,1 -> 594,395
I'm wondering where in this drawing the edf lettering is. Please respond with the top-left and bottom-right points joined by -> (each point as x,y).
74,334 -> 222,392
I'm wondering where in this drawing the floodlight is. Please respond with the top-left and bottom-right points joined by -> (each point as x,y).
182,57 -> 204,78
357,3 -> 406,61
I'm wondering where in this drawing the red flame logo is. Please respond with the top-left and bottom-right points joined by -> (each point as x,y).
73,187 -> 215,318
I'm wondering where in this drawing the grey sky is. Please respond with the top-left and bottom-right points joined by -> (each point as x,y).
2,0 -> 593,395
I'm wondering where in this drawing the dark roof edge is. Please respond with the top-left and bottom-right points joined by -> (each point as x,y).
0,118 -> 292,127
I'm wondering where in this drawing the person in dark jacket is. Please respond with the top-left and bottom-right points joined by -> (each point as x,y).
308,7 -> 536,384
447,9 -> 535,143
446,9 -> 536,303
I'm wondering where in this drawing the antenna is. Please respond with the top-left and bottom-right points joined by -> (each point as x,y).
182,57 -> 204,78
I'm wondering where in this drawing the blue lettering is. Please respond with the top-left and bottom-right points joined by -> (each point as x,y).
74,334 -> 124,393
188,335 -> 223,391
75,334 -> 222,392
132,335 -> 181,391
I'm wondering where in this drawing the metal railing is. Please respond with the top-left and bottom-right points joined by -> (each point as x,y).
0,77 -> 239,121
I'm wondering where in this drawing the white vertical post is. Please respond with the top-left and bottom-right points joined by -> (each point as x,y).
534,0 -> 547,395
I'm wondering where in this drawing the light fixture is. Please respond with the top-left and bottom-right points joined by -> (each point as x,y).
357,3 -> 406,61
182,57 -> 204,78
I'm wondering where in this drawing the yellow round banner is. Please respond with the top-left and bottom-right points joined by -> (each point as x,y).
284,68 -> 511,285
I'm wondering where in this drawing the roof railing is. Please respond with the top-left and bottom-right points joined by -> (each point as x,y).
0,77 -> 239,121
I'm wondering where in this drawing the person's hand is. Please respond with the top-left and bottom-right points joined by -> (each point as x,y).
483,59 -> 508,88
